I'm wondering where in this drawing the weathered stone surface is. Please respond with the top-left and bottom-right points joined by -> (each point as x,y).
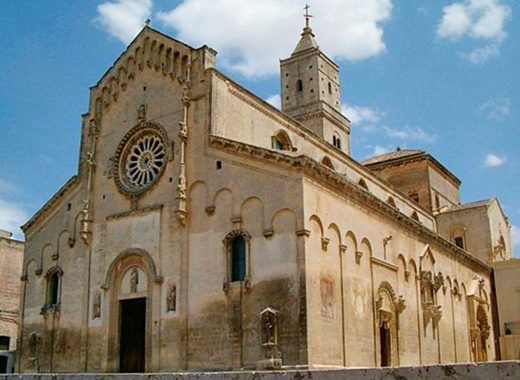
15,20 -> 516,373
0,230 -> 24,352
3,361 -> 520,380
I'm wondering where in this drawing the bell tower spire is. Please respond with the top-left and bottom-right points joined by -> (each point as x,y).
280,6 -> 351,155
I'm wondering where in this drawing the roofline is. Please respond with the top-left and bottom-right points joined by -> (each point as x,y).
280,48 -> 339,70
21,176 -> 79,234
208,67 -> 435,218
0,235 -> 25,245
209,135 -> 491,275
91,26 -> 211,90
365,152 -> 461,187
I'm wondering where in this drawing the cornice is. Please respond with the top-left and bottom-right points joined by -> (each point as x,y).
106,204 -> 163,221
209,135 -> 491,275
366,153 -> 461,187
21,176 -> 79,235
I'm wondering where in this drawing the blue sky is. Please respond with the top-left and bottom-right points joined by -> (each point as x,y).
0,0 -> 518,254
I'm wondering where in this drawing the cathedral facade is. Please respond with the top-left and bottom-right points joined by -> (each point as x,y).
17,24 -> 513,372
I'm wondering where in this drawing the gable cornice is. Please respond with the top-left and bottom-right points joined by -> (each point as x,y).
21,176 -> 79,235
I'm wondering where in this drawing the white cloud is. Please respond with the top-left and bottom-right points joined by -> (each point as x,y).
157,0 -> 393,77
437,0 -> 511,40
480,97 -> 511,119
437,3 -> 472,40
484,153 -> 506,167
0,199 -> 28,239
265,94 -> 281,109
437,0 -> 512,63
383,125 -> 436,143
342,104 -> 382,125
461,43 -> 500,63
96,0 -> 152,44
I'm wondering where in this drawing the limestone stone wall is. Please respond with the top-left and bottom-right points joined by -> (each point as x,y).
0,231 -> 24,351
209,72 -> 435,231
17,25 -> 500,374
302,175 -> 494,366
427,165 -> 460,210
494,259 -> 520,359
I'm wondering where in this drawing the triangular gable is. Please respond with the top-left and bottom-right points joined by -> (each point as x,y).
88,26 -> 214,118
419,245 -> 435,271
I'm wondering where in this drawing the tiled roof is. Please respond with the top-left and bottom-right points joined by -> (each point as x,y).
440,199 -> 493,213
362,149 -> 425,166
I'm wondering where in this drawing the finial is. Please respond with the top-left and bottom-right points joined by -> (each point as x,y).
145,18 -> 151,27
303,4 -> 313,28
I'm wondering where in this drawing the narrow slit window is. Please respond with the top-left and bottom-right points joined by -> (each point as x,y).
49,272 -> 60,306
297,79 -> 303,92
231,236 -> 246,282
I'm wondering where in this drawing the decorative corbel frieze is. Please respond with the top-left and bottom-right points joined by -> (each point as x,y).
263,229 -> 274,239
355,251 -> 363,264
321,237 -> 330,251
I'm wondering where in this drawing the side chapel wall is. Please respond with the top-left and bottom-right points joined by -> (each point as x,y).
302,177 -> 494,367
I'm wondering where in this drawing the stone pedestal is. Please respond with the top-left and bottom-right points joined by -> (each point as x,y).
256,358 -> 283,370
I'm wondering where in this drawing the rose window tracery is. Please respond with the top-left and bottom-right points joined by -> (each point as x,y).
125,135 -> 165,187
113,123 -> 169,197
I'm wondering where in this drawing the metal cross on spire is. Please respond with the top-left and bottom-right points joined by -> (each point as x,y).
304,4 -> 313,28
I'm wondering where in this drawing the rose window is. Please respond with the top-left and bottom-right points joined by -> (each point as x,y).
125,135 -> 165,187
113,123 -> 169,196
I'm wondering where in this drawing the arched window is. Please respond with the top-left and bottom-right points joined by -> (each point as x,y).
231,235 -> 246,282
387,196 -> 397,208
44,266 -> 63,312
411,211 -> 419,221
49,272 -> 60,306
297,79 -> 303,92
224,230 -> 251,288
358,178 -> 368,191
321,156 -> 334,169
271,130 -> 293,151
332,133 -> 341,149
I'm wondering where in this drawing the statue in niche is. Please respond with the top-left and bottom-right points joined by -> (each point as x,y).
167,284 -> 177,312
28,331 -> 41,371
93,290 -> 101,319
130,268 -> 139,293
260,308 -> 281,360
262,313 -> 275,346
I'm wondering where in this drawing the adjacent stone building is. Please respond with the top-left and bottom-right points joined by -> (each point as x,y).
17,23 -> 514,373
0,229 -> 24,372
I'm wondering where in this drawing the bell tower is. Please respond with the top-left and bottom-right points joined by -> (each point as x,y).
280,7 -> 351,155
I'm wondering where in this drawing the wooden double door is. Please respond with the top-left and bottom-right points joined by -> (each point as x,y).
119,297 -> 146,372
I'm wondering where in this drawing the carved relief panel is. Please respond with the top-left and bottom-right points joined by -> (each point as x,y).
320,277 -> 335,318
